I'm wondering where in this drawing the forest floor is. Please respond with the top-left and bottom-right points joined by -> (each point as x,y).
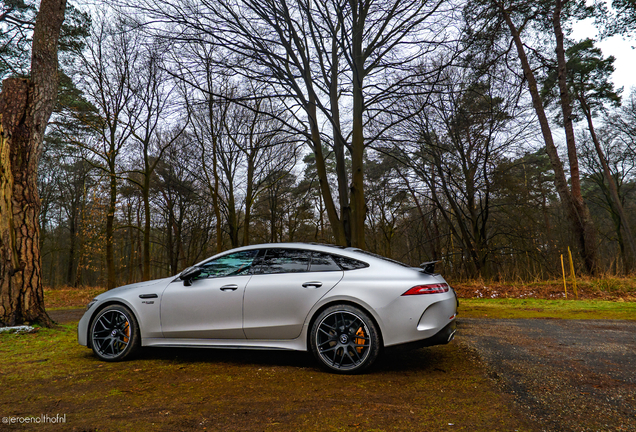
1,316 -> 534,431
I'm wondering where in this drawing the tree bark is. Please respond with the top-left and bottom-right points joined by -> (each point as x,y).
552,0 -> 598,273
0,0 -> 66,326
243,155 -> 254,247
349,0 -> 368,249
106,166 -> 117,289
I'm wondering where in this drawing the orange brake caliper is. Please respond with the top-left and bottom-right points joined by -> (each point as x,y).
355,327 -> 365,353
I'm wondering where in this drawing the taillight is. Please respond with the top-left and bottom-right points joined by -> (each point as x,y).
402,283 -> 450,295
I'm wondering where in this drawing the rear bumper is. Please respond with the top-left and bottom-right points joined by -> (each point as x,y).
395,319 -> 457,350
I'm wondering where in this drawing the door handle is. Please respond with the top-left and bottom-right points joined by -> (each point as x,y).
302,281 -> 323,288
220,284 -> 238,291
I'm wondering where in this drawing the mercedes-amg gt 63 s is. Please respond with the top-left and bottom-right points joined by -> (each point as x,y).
78,243 -> 458,373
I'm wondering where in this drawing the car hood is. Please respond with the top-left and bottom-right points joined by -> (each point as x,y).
97,276 -> 175,299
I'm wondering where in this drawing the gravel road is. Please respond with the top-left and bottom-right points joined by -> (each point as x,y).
458,318 -> 636,431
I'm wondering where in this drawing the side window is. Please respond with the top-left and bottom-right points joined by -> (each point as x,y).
199,250 -> 259,278
257,248 -> 311,274
332,255 -> 369,270
309,252 -> 341,272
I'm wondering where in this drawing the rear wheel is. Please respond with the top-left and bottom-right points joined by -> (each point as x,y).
310,304 -> 380,374
90,304 -> 140,361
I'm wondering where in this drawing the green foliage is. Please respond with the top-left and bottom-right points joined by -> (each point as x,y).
0,2 -> 90,82
595,0 -> 636,37
59,4 -> 91,54
0,0 -> 36,79
541,38 -> 621,119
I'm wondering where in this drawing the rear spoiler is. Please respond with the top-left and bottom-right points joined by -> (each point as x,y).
419,260 -> 440,275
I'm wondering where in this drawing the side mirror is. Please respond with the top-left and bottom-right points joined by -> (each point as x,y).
180,266 -> 202,286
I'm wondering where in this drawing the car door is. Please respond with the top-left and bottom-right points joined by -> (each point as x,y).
243,249 -> 344,339
160,250 -> 259,339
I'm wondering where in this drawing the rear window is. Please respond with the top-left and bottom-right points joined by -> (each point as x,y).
332,255 -> 369,270
309,252 -> 341,272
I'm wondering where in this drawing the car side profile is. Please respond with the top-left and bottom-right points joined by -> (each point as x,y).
78,243 -> 457,373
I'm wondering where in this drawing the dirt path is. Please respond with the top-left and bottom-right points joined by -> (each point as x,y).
48,308 -> 85,324
458,318 -> 636,431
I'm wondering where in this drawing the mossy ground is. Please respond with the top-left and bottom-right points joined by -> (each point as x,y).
0,324 -> 534,431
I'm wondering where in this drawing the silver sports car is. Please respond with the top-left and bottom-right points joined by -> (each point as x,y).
78,243 -> 458,373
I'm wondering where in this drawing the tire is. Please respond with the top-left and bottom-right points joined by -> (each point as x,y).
310,304 -> 381,374
89,304 -> 140,362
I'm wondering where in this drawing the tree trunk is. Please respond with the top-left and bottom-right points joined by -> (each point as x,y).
127,206 -> 136,284
106,169 -> 117,288
552,0 -> 598,274
143,172 -> 151,281
349,1 -> 367,249
307,100 -> 347,246
328,26 -> 352,246
500,4 -> 598,274
0,0 -> 66,326
227,181 -> 239,248
243,154 -> 254,246
66,207 -> 76,285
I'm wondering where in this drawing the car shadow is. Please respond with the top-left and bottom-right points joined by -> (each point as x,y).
136,345 -> 315,369
127,343 -> 452,374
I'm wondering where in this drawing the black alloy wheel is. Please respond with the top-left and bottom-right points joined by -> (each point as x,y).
310,304 -> 380,373
90,304 -> 140,361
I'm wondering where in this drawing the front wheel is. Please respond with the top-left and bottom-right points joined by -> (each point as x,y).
310,305 -> 381,374
89,304 -> 140,361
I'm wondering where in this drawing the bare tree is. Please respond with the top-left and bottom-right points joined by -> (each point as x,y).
122,42 -> 187,281
124,0 -> 455,248
393,66 -> 526,278
70,15 -> 140,288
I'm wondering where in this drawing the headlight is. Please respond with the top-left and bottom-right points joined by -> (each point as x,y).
86,299 -> 98,311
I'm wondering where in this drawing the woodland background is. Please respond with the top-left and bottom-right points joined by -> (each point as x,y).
3,0 -> 636,290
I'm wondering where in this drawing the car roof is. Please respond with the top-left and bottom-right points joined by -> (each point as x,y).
196,242 -> 388,267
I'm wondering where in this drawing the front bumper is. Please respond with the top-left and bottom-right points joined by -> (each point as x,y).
77,310 -> 91,347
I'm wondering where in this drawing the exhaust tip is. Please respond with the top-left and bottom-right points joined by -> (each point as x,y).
447,329 -> 457,343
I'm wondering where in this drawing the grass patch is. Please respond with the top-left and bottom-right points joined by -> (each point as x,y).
0,324 -> 535,431
459,298 -> 636,320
